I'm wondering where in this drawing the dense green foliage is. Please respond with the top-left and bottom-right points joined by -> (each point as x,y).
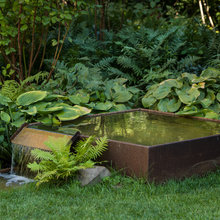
142,67 -> 220,119
59,17 -> 219,89
27,136 -> 108,186
0,0 -> 87,82
0,90 -> 92,168
0,0 -> 219,170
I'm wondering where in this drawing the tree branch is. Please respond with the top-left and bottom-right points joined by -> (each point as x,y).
199,0 -> 206,25
202,0 -> 214,28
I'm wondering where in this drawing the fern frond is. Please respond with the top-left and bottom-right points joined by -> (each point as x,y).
117,56 -> 142,76
95,57 -> 115,69
75,136 -> 108,162
21,72 -> 48,87
1,80 -> 21,100
30,149 -> 54,161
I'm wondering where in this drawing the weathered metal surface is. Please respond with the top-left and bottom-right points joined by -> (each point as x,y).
10,109 -> 220,182
104,140 -> 149,178
148,134 -> 220,182
11,127 -> 73,150
80,135 -> 149,178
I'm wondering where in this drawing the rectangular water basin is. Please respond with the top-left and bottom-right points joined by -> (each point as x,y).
12,109 -> 220,182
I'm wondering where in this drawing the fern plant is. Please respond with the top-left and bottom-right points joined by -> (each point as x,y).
27,135 -> 108,187
1,72 -> 48,100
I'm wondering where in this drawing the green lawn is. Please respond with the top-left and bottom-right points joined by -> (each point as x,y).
1,170 -> 220,220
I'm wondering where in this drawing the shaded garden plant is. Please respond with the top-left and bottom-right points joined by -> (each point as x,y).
27,135 -> 108,187
142,67 -> 220,119
0,0 -> 87,83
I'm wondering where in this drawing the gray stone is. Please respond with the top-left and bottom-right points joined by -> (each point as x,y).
79,166 -> 111,186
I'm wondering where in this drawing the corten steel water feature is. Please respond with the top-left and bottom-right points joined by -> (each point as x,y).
11,109 -> 220,182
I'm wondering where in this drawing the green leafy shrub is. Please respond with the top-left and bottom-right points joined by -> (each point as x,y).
41,63 -> 141,112
0,88 -> 92,167
27,135 -> 108,186
0,0 -> 87,82
142,68 -> 220,119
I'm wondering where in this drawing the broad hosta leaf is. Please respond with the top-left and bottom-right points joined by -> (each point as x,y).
94,102 -> 113,111
217,93 -> 220,102
11,118 -> 26,128
68,95 -> 81,105
0,94 -> 12,106
37,117 -> 53,126
157,98 -> 169,112
69,90 -> 90,105
176,87 -> 200,104
142,96 -> 157,108
162,79 -> 183,89
37,116 -> 60,126
200,89 -> 215,108
56,106 -> 91,121
167,98 -> 181,113
73,105 -> 91,115
209,102 -> 220,113
33,102 -> 51,111
153,84 -> 171,100
203,110 -> 219,120
17,91 -> 48,106
112,84 -> 132,103
21,106 -> 37,116
176,106 -> 200,116
201,67 -> 220,78
144,84 -> 159,97
0,111 -> 10,123
12,112 -> 24,121
37,103 -> 64,114
43,94 -> 66,101
110,104 -> 129,112
197,90 -> 206,100
113,91 -> 132,103
182,72 -> 206,84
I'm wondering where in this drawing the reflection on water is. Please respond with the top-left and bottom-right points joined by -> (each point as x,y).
31,111 -> 220,146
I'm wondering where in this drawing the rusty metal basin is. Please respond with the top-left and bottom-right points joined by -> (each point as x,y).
11,109 -> 220,182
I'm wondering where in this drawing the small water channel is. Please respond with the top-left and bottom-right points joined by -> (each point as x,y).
0,145 -> 34,189
0,173 -> 34,189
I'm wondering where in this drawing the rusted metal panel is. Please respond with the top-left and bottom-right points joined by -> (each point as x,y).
10,109 -> 220,181
11,127 -> 72,151
148,134 -> 220,182
102,140 -> 149,178
80,135 -> 149,177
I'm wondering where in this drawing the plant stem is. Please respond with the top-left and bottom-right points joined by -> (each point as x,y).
28,6 -> 37,77
46,23 -> 70,82
18,4 -> 24,81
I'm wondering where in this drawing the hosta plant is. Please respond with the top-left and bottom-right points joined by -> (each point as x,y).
142,67 -> 220,119
27,135 -> 108,187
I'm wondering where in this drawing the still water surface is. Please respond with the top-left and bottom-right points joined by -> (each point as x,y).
31,111 -> 220,146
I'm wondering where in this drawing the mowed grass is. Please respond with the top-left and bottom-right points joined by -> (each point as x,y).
1,170 -> 220,220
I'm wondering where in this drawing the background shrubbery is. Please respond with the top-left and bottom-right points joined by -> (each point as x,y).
0,0 -> 219,168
